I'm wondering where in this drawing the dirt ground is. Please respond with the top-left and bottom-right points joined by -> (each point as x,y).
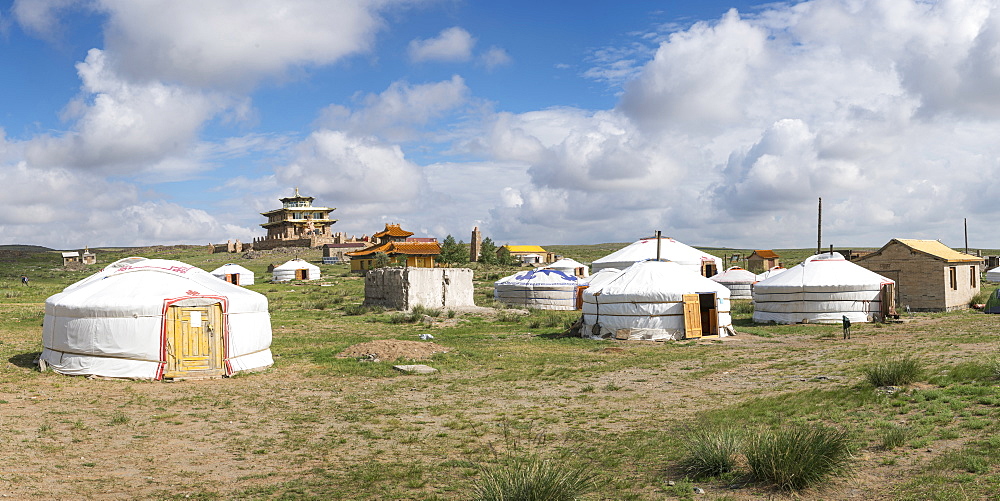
0,314 -> 997,499
336,340 -> 451,361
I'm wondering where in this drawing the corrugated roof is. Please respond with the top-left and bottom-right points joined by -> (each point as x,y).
372,223 -> 414,238
504,245 -> 547,253
750,250 -> 780,259
893,239 -> 983,262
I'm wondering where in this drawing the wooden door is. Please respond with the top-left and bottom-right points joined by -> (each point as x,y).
682,294 -> 703,338
880,283 -> 897,319
296,269 -> 308,280
226,273 -> 238,285
163,303 -> 225,379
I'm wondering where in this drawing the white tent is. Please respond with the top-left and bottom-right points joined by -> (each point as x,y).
272,259 -> 320,282
986,267 -> 1000,283
753,253 -> 894,324
756,266 -> 787,281
494,269 -> 580,310
582,260 -> 734,341
41,259 -> 273,379
591,237 -> 722,277
211,263 -> 255,286
711,266 -> 757,299
545,258 -> 589,277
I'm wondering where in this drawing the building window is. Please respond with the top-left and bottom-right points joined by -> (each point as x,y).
970,266 -> 977,288
949,267 -> 957,290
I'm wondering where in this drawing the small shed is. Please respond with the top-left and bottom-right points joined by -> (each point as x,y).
81,248 -> 97,265
61,252 -> 80,266
746,250 -> 780,273
855,239 -> 983,312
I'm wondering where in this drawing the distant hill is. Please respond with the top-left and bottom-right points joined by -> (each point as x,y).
0,244 -> 54,253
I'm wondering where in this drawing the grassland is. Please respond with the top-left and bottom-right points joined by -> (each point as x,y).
0,244 -> 999,499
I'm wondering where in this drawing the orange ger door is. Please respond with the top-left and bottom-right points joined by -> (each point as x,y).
682,294 -> 703,338
164,303 -> 225,379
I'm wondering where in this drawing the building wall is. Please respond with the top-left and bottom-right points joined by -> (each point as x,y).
363,267 -> 475,310
857,242 -> 980,311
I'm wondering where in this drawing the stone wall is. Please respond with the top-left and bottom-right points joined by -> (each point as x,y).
364,267 -> 475,310
857,243 -> 981,311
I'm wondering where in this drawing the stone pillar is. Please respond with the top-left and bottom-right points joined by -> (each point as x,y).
470,226 -> 482,262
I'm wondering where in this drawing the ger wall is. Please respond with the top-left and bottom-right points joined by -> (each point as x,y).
364,268 -> 475,310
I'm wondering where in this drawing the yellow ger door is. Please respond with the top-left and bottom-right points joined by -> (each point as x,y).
682,294 -> 703,338
163,303 -> 225,379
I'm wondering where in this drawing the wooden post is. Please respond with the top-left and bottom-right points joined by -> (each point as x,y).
965,218 -> 969,254
656,230 -> 662,261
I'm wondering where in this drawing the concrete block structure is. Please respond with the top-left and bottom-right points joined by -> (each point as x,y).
856,239 -> 983,312
363,267 -> 475,310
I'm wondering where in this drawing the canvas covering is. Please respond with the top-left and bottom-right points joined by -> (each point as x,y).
272,259 -> 320,282
711,266 -> 757,299
986,267 -> 1000,283
545,258 -> 589,277
591,237 -> 722,275
494,269 -> 579,310
752,253 -> 894,324
41,259 -> 273,379
582,260 -> 733,341
211,263 -> 255,285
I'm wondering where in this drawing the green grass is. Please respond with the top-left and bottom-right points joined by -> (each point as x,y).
745,424 -> 854,491
865,356 -> 923,387
4,244 -> 1000,499
472,454 -> 598,501
676,427 -> 742,479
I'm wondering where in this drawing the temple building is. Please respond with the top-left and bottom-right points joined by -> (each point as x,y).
346,224 -> 441,272
252,189 -> 337,250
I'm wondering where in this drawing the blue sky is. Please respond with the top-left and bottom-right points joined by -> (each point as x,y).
3,0 -> 1000,252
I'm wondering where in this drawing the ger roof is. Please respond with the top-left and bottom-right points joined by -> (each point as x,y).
868,239 -> 983,263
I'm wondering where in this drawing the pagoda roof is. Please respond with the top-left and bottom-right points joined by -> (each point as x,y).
373,223 -> 414,239
347,241 -> 441,257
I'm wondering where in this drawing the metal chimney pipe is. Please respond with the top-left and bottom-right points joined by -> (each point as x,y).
656,230 -> 662,261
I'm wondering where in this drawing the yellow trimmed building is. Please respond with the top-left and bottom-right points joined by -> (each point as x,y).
347,224 -> 441,272
499,245 -> 555,265
856,238 -> 983,311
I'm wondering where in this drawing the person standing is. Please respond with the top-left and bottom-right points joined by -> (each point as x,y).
20,275 -> 28,286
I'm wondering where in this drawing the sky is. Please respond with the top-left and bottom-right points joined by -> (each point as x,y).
3,0 -> 1000,252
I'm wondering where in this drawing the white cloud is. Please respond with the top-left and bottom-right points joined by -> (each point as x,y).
316,76 -> 471,142
469,0 -> 1000,248
479,46 -> 512,70
277,130 -> 423,206
408,26 -> 475,63
24,49 -> 232,174
11,0 -> 78,41
0,162 -> 254,247
96,0 -> 395,89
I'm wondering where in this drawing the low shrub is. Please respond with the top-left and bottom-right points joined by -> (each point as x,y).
865,357 -> 923,387
745,425 -> 853,491
343,304 -> 369,316
497,310 -> 523,323
677,427 -> 742,479
472,455 -> 596,501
